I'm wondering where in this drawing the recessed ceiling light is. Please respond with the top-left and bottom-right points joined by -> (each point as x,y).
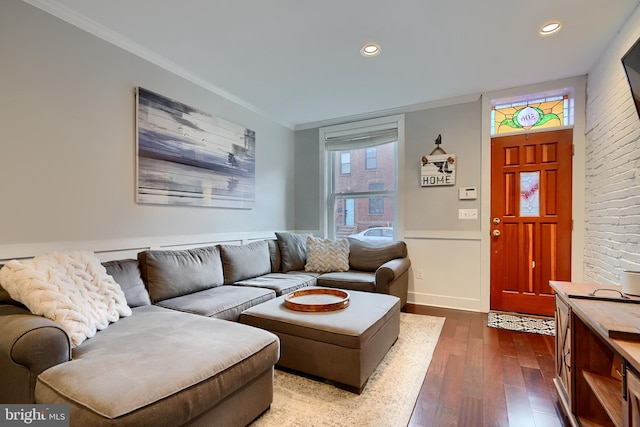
540,21 -> 561,36
361,43 -> 380,57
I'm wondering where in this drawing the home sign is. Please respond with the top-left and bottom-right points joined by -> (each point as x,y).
420,154 -> 456,187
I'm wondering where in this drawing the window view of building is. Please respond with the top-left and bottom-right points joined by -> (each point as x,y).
331,141 -> 396,240
368,182 -> 384,215
322,117 -> 402,243
340,152 -> 351,174
365,147 -> 377,170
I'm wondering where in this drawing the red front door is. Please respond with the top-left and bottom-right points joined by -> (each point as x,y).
490,129 -> 573,316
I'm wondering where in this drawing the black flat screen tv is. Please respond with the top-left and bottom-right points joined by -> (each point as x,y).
622,36 -> 640,121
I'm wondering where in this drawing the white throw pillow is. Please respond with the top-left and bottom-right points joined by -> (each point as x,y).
304,236 -> 350,273
0,251 -> 132,347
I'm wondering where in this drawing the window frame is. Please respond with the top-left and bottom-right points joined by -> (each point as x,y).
319,115 -> 405,240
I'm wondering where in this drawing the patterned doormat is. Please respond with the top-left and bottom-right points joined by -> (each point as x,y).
487,311 -> 555,336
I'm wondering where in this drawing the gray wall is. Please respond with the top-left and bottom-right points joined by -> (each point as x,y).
584,4 -> 640,284
404,101 -> 482,231
0,1 -> 295,246
294,128 -> 321,231
294,99 -> 482,234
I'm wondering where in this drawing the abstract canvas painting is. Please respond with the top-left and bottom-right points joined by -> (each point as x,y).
136,87 -> 255,208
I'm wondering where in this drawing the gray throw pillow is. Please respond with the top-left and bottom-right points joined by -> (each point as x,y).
103,259 -> 151,307
267,239 -> 282,272
138,246 -> 224,302
348,238 -> 407,272
219,240 -> 272,284
0,264 -> 8,300
0,285 -> 10,303
275,232 -> 311,273
0,264 -> 26,308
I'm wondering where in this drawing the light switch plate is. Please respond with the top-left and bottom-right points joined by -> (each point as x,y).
458,208 -> 478,219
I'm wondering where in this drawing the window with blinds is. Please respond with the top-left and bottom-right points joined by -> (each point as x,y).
321,122 -> 399,241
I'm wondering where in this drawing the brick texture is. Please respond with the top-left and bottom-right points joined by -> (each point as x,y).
584,6 -> 640,285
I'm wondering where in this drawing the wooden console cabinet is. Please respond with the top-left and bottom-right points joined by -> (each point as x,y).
551,281 -> 640,427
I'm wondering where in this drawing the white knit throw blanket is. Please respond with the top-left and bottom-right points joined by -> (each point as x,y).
0,250 -> 132,348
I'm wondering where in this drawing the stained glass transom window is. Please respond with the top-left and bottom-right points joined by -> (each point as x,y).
520,172 -> 540,217
491,95 -> 571,135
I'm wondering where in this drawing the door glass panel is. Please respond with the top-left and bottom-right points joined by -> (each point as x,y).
520,171 -> 540,217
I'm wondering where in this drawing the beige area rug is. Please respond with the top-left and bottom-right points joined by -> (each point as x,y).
250,313 -> 445,427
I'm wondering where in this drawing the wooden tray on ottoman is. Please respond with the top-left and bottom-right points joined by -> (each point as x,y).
284,288 -> 350,312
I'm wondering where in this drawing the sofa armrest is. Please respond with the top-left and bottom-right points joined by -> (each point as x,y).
375,258 -> 411,306
0,306 -> 71,403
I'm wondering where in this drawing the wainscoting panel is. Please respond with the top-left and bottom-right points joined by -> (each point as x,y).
405,231 -> 484,311
0,231 -> 278,263
1,230 -> 487,313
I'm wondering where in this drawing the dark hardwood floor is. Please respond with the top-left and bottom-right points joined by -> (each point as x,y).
404,305 -> 571,427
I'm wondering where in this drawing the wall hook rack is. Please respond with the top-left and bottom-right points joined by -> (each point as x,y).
421,134 -> 447,166
430,134 -> 446,154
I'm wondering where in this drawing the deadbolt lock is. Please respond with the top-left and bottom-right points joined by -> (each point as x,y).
492,217 -> 501,225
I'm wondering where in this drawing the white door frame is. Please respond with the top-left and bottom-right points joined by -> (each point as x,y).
479,76 -> 587,312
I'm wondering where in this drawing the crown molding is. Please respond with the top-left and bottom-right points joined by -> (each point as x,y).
294,92 -> 482,131
22,0 -> 296,130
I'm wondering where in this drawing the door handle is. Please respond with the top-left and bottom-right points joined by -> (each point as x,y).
492,230 -> 501,237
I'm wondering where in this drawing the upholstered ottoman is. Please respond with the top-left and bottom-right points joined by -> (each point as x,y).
239,287 -> 400,393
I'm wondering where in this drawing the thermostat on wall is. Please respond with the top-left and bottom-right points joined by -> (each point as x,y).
458,187 -> 477,200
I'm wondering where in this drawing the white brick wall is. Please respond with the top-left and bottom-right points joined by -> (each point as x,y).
585,4 -> 640,285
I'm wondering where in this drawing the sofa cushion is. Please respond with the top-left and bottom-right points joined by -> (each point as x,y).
347,238 -> 407,272
275,232 -> 311,273
103,259 -> 151,308
219,241 -> 271,284
316,271 -> 376,292
138,246 -> 224,303
154,285 -> 275,321
304,236 -> 350,273
233,272 -> 317,296
35,305 -> 279,427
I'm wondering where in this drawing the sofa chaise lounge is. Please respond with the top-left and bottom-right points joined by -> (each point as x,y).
0,233 -> 410,426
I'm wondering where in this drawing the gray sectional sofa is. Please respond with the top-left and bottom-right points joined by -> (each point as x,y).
232,235 -> 411,307
0,233 -> 410,426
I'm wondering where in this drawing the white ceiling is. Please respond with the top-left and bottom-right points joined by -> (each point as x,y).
26,0 -> 640,129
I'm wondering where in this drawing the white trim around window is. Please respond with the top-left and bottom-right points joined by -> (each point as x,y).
319,114 -> 405,240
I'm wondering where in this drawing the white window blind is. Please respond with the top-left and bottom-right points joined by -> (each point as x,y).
324,127 -> 398,151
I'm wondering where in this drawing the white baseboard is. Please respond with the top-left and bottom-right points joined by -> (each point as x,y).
408,291 -> 484,312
